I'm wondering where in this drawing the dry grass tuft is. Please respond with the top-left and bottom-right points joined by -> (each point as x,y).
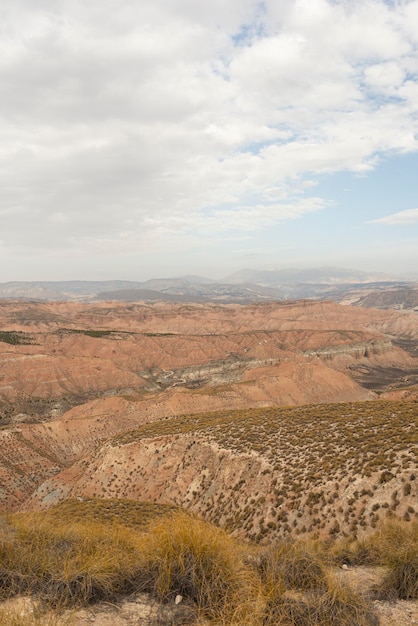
329,519 -> 418,602
365,519 -> 418,565
41,498 -> 177,530
326,536 -> 377,567
315,576 -> 380,626
0,511 -> 145,607
281,553 -> 327,593
136,511 -> 250,619
255,541 -> 327,592
379,561 -> 418,600
364,519 -> 418,600
262,575 -> 379,626
2,504 -> 418,624
249,539 -> 378,626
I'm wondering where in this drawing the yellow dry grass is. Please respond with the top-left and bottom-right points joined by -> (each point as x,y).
4,499 -> 414,624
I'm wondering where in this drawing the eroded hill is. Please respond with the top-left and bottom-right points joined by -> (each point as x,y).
21,401 -> 417,543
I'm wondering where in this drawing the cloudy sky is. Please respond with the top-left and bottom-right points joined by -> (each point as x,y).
1,0 -> 418,281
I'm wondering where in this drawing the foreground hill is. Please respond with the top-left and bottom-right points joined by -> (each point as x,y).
20,400 -> 417,543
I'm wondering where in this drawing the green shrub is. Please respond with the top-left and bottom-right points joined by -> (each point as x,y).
0,332 -> 33,345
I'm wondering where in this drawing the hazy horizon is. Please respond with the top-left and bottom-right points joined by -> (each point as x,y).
1,1 -> 418,282
0,263 -> 417,286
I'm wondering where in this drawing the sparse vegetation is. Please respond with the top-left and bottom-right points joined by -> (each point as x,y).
0,331 -> 34,345
109,400 -> 417,539
57,328 -> 114,338
0,395 -> 58,425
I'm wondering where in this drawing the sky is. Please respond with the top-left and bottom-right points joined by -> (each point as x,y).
1,0 -> 418,281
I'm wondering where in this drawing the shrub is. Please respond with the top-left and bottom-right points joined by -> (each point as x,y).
0,331 -> 33,346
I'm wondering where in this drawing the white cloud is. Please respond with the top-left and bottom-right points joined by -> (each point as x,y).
0,0 -> 417,259
368,208 -> 418,225
363,62 -> 405,94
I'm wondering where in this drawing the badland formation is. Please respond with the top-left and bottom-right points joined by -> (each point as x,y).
0,292 -> 417,543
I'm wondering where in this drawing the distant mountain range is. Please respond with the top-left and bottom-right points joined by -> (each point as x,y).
222,266 -> 394,285
0,267 -> 417,309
